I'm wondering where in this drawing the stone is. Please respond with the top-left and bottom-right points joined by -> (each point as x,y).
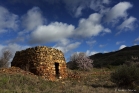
11,46 -> 67,81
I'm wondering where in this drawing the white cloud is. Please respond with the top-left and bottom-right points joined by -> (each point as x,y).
6,37 -> 24,44
58,39 -> 70,46
116,41 -> 125,45
0,6 -> 19,33
117,16 -> 137,31
30,22 -> 75,44
2,43 -> 30,56
103,51 -> 108,53
0,43 -> 30,62
119,45 -> 126,50
90,0 -> 102,11
103,0 -> 110,4
134,37 -> 139,43
134,44 -> 138,45
0,29 -> 7,34
65,42 -> 81,52
29,13 -> 111,44
62,0 -> 88,17
22,7 -> 45,31
0,43 -> 30,66
101,28 -> 111,36
75,6 -> 84,17
0,45 -> 6,57
105,2 -> 132,24
99,44 -> 107,48
86,40 -> 96,46
86,50 -> 98,56
53,39 -> 81,53
104,28 -> 111,33
9,0 -> 111,18
90,0 -> 110,11
62,0 -> 111,17
75,13 -> 109,37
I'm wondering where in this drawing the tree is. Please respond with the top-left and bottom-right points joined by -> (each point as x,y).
0,50 -> 12,68
68,52 -> 93,71
76,52 -> 93,71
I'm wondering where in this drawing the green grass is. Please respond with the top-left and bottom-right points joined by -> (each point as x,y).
0,67 -> 136,93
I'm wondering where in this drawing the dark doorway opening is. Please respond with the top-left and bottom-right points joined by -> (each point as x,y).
55,62 -> 60,78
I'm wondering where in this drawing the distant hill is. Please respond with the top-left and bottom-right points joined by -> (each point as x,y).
89,45 -> 139,68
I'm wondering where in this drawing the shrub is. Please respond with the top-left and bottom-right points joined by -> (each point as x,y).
0,50 -> 12,68
68,52 -> 93,71
124,56 -> 139,67
111,64 -> 139,88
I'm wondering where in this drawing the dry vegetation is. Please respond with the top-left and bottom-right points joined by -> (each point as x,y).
0,48 -> 139,93
0,67 -> 137,93
0,50 -> 12,68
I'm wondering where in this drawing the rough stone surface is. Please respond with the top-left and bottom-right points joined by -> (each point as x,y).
11,46 -> 67,81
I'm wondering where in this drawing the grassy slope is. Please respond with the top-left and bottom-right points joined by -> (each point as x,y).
0,67 -> 134,93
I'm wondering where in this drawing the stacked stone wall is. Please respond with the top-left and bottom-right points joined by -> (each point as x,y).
11,46 -> 67,80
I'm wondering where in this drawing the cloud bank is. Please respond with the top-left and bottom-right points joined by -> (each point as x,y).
30,22 -> 75,44
104,2 -> 133,24
22,7 -> 45,31
0,6 -> 19,33
119,45 -> 126,50
118,16 -> 137,31
53,39 -> 81,53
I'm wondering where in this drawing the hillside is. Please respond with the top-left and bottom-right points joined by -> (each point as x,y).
89,45 -> 139,68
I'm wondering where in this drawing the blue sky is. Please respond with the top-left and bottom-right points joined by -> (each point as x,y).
0,0 -> 139,61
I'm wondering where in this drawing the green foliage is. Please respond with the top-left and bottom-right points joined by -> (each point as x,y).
110,65 -> 139,88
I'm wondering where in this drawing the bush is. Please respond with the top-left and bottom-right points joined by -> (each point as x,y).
111,64 -> 139,88
124,56 -> 139,67
68,52 -> 93,71
0,50 -> 12,68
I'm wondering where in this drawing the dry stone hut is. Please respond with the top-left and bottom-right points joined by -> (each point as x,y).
11,46 -> 67,81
